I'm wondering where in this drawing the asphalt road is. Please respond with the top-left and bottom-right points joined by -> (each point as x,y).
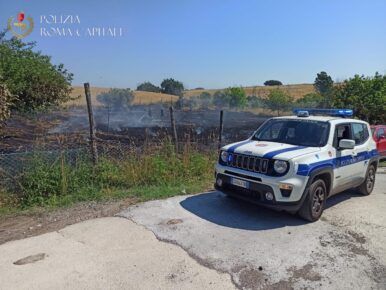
120,172 -> 386,289
0,172 -> 385,290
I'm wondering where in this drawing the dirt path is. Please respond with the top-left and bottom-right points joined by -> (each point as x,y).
0,198 -> 138,245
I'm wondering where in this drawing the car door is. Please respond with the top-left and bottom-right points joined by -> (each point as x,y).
333,123 -> 356,190
376,127 -> 386,156
350,123 -> 370,182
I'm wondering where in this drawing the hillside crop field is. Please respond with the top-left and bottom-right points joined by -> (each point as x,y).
66,83 -> 315,107
184,83 -> 315,99
67,86 -> 179,107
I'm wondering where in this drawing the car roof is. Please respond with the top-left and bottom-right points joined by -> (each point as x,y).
272,115 -> 367,124
273,115 -> 339,122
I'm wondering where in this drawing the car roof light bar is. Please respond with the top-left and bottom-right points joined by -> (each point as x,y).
293,108 -> 353,118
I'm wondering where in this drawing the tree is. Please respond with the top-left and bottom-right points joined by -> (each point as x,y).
264,80 -> 283,86
225,87 -> 247,108
296,93 -> 324,108
332,73 -> 385,124
0,31 -> 73,111
96,88 -> 134,109
136,82 -> 161,93
314,71 -> 333,107
266,88 -> 293,115
160,78 -> 184,96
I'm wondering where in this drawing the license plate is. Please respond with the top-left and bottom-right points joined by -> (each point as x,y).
231,178 -> 249,189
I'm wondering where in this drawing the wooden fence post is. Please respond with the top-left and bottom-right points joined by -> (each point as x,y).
218,110 -> 224,150
84,83 -> 98,164
169,106 -> 178,152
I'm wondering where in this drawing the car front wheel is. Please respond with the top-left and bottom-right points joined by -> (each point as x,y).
298,179 -> 327,222
358,164 -> 376,195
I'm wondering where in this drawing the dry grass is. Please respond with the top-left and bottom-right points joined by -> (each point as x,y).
66,86 -> 178,107
66,83 -> 315,108
184,83 -> 315,100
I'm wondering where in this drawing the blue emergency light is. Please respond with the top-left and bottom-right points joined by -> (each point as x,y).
293,108 -> 353,118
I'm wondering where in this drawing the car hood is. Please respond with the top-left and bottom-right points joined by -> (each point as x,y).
222,139 -> 321,160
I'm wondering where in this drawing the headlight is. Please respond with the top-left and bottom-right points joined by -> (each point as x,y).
220,151 -> 228,163
273,160 -> 288,174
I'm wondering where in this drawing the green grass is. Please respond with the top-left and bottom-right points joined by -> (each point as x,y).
380,160 -> 386,167
0,142 -> 216,214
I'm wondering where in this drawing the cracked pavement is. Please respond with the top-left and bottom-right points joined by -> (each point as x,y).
119,172 -> 386,289
0,173 -> 385,289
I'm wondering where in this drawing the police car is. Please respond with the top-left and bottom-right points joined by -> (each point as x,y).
215,109 -> 379,222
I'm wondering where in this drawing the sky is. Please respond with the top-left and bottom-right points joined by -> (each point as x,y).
1,0 -> 386,89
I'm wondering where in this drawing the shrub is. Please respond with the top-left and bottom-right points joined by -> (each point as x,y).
0,31 -> 73,111
266,88 -> 293,115
296,93 -> 324,108
136,82 -> 161,93
264,80 -> 283,86
96,88 -> 134,109
332,73 -> 386,124
0,81 -> 14,126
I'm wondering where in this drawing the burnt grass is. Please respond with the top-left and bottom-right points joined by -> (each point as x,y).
0,106 -> 269,153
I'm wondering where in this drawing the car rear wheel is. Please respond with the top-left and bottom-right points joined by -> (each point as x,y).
358,165 -> 376,196
298,179 -> 327,222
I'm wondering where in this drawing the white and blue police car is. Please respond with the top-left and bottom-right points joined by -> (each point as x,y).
215,109 -> 379,221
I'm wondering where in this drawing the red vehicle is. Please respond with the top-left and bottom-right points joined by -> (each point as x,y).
371,125 -> 386,159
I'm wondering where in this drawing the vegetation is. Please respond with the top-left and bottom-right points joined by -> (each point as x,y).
96,88 -> 134,109
0,82 -> 14,126
0,142 -> 215,210
314,71 -> 333,107
264,80 -> 283,86
295,92 -> 324,108
266,88 -> 293,115
332,73 -> 385,123
0,32 -> 73,112
136,81 -> 161,93
161,78 -> 184,96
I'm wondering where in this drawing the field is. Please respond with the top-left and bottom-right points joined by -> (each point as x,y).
67,86 -> 179,107
184,83 -> 315,99
67,83 -> 315,107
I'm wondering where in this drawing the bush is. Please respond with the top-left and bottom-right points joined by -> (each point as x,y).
96,88 -> 134,109
264,80 -> 283,86
332,73 -> 386,124
136,82 -> 161,93
225,87 -> 247,108
0,82 -> 14,126
296,93 -> 324,108
0,31 -> 73,111
266,88 -> 293,115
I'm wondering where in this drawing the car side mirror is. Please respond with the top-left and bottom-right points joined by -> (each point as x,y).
379,134 -> 385,140
339,139 -> 355,150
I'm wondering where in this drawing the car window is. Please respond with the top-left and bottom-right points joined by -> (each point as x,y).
334,124 -> 351,148
253,119 -> 330,147
378,128 -> 385,138
352,123 -> 368,145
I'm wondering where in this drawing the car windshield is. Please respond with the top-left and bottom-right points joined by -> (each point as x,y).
252,119 -> 330,147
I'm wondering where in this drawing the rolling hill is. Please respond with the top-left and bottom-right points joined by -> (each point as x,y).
66,83 -> 315,107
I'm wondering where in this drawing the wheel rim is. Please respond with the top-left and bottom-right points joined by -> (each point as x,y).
312,186 -> 325,215
366,168 -> 375,191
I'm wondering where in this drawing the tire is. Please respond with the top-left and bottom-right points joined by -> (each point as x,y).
298,179 -> 327,222
357,164 -> 376,196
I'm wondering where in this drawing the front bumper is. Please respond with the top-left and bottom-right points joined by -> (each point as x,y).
215,164 -> 309,211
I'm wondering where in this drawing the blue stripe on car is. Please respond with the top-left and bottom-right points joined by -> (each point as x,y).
263,146 -> 306,159
227,140 -> 254,153
297,149 -> 379,176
